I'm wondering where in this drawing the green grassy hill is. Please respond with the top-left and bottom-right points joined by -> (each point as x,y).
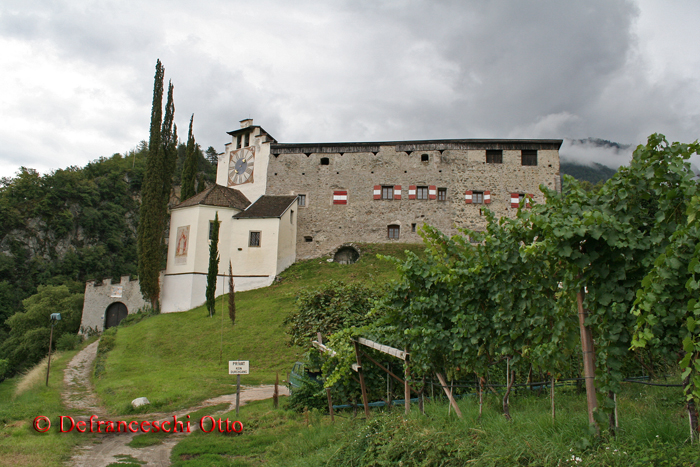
94,243 -> 424,415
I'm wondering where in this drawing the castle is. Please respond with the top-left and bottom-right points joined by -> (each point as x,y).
81,118 -> 562,326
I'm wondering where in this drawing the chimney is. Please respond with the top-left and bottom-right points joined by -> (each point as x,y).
240,118 -> 253,129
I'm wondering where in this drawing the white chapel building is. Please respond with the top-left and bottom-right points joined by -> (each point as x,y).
160,119 -> 297,313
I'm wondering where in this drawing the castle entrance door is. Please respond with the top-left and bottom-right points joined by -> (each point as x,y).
105,302 -> 128,329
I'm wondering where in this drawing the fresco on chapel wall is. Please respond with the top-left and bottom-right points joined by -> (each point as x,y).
175,225 -> 190,265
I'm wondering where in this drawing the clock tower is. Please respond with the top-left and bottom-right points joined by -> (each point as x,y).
216,119 -> 276,201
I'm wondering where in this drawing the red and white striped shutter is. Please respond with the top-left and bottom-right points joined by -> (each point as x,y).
527,193 -> 533,208
333,190 -> 348,205
394,185 -> 402,200
373,185 -> 381,200
464,190 -> 473,204
510,193 -> 520,208
429,185 -> 437,200
484,190 -> 491,204
409,185 -> 417,200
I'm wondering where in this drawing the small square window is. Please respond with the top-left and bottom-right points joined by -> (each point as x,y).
381,186 -> 394,200
297,194 -> 306,207
320,157 -> 330,165
437,188 -> 447,201
416,186 -> 429,200
388,225 -> 400,239
521,150 -> 537,166
304,236 -> 313,242
249,231 -> 261,247
421,154 -> 429,162
486,150 -> 503,164
473,191 -> 484,204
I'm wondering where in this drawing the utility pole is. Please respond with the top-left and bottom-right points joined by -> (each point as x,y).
46,313 -> 61,386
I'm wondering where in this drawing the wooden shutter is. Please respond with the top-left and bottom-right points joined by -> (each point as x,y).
373,185 -> 381,200
429,185 -> 437,200
464,190 -> 472,204
484,190 -> 491,204
408,185 -> 417,200
333,191 -> 348,205
394,185 -> 402,200
510,193 -> 520,209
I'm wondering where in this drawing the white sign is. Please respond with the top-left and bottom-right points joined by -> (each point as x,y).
229,360 -> 249,375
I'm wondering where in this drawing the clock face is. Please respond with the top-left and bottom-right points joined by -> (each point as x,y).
228,147 -> 255,186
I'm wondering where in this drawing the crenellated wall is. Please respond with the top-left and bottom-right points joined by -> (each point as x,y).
79,275 -> 149,333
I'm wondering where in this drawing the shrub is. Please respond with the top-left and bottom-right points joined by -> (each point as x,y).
287,375 -> 327,413
0,358 -> 8,381
93,327 -> 117,378
118,306 -> 157,328
284,280 -> 381,348
55,333 -> 82,351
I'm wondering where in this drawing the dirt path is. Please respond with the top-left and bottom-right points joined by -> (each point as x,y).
62,340 -> 107,417
64,342 -> 289,467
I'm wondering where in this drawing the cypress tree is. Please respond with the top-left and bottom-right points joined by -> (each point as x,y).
137,63 -> 178,310
206,212 -> 220,317
161,81 -> 177,208
137,60 -> 166,309
228,260 -> 235,325
181,114 -> 197,201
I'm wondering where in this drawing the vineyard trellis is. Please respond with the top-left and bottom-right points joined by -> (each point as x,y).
314,134 -> 700,440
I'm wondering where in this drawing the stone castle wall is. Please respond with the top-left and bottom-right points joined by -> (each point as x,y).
265,141 -> 561,259
80,275 -> 148,333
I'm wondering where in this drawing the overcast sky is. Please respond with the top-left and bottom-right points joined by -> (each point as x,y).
1,0 -> 699,178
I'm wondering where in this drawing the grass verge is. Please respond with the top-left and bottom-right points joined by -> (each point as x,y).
170,381 -> 700,466
0,347 -> 91,467
94,243 -> 423,415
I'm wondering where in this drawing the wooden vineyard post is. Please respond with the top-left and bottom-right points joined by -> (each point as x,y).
577,288 -> 599,431
436,372 -> 462,418
478,375 -> 484,419
419,376 -> 425,415
404,349 -> 411,415
326,388 -> 335,422
353,340 -> 371,418
502,369 -> 515,421
387,367 -> 393,410
551,377 -> 555,423
273,372 -> 279,409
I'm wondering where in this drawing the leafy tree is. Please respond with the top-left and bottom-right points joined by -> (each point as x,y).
0,285 -> 82,375
181,114 -> 197,201
530,134 -> 699,431
206,146 -> 219,166
206,212 -> 220,317
284,280 -> 379,348
628,137 -> 700,437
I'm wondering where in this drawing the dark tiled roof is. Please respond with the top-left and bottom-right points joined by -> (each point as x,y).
174,184 -> 250,210
233,195 -> 298,219
226,126 -> 277,143
270,138 -> 563,155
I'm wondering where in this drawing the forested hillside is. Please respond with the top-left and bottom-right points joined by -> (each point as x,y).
560,161 -> 617,185
0,142 -> 216,376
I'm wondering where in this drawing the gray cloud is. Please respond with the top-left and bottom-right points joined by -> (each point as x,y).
0,0 -> 698,178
